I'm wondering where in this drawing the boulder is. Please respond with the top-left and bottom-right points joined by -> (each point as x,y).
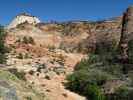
0,80 -> 18,100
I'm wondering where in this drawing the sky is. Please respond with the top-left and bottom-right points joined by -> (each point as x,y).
0,0 -> 133,25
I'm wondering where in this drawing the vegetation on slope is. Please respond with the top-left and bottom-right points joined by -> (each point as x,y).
0,69 -> 46,100
0,26 -> 47,100
0,26 -> 8,64
66,41 -> 133,100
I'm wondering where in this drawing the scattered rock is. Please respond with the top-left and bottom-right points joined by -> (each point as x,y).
0,80 -> 18,100
62,93 -> 68,98
53,66 -> 66,75
45,71 -> 56,80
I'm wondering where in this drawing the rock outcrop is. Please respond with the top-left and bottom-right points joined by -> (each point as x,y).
6,16 -> 123,54
119,5 -> 133,61
0,80 -> 18,100
7,13 -> 40,29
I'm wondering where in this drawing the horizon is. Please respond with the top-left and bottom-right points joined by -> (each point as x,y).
0,0 -> 133,25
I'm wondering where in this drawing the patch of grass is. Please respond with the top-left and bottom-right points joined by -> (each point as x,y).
0,70 -> 46,100
0,70 -> 19,82
8,68 -> 26,81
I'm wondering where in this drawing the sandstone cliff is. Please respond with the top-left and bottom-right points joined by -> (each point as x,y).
7,13 -> 40,29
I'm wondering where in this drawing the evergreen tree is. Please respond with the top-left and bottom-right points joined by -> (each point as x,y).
0,26 -> 8,64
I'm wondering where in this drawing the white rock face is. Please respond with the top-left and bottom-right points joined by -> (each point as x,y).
7,13 -> 40,29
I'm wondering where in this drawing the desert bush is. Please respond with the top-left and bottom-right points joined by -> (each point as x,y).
23,36 -> 29,44
0,53 -> 7,64
15,38 -> 21,43
17,53 -> 23,59
48,45 -> 56,52
17,53 -> 30,59
28,70 -> 35,75
22,36 -> 35,45
8,68 -> 26,81
25,96 -> 32,100
106,86 -> 133,100
74,54 -> 104,71
0,70 -> 19,81
84,84 -> 105,100
36,63 -> 46,72
28,37 -> 35,44
67,69 -> 112,88
88,54 -> 102,64
101,63 -> 123,77
74,59 -> 89,71
66,69 -> 113,100
95,40 -> 117,55
24,53 -> 31,59
75,53 -> 116,71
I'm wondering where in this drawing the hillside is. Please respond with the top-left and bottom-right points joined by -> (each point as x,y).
0,5 -> 133,100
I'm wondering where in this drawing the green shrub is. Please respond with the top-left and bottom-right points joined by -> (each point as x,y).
8,68 -> 26,81
17,53 -> 31,59
74,54 -> 104,71
95,40 -> 117,55
84,84 -> 105,100
66,69 -> 112,100
22,36 -> 35,45
26,96 -> 32,100
88,54 -> 102,64
67,69 -> 112,88
74,59 -> 89,71
106,86 -> 133,100
17,53 -> 23,59
0,70 -> 19,81
101,63 -> 123,77
75,53 -> 116,71
0,53 -> 7,64
28,70 -> 35,75
48,45 -> 56,52
36,63 -> 46,72
28,37 -> 35,44
23,36 -> 29,44
24,53 -> 31,59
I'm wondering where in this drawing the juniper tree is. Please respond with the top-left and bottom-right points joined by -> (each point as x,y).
0,26 -> 8,64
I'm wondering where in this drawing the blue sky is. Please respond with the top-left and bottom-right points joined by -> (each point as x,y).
0,0 -> 133,25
